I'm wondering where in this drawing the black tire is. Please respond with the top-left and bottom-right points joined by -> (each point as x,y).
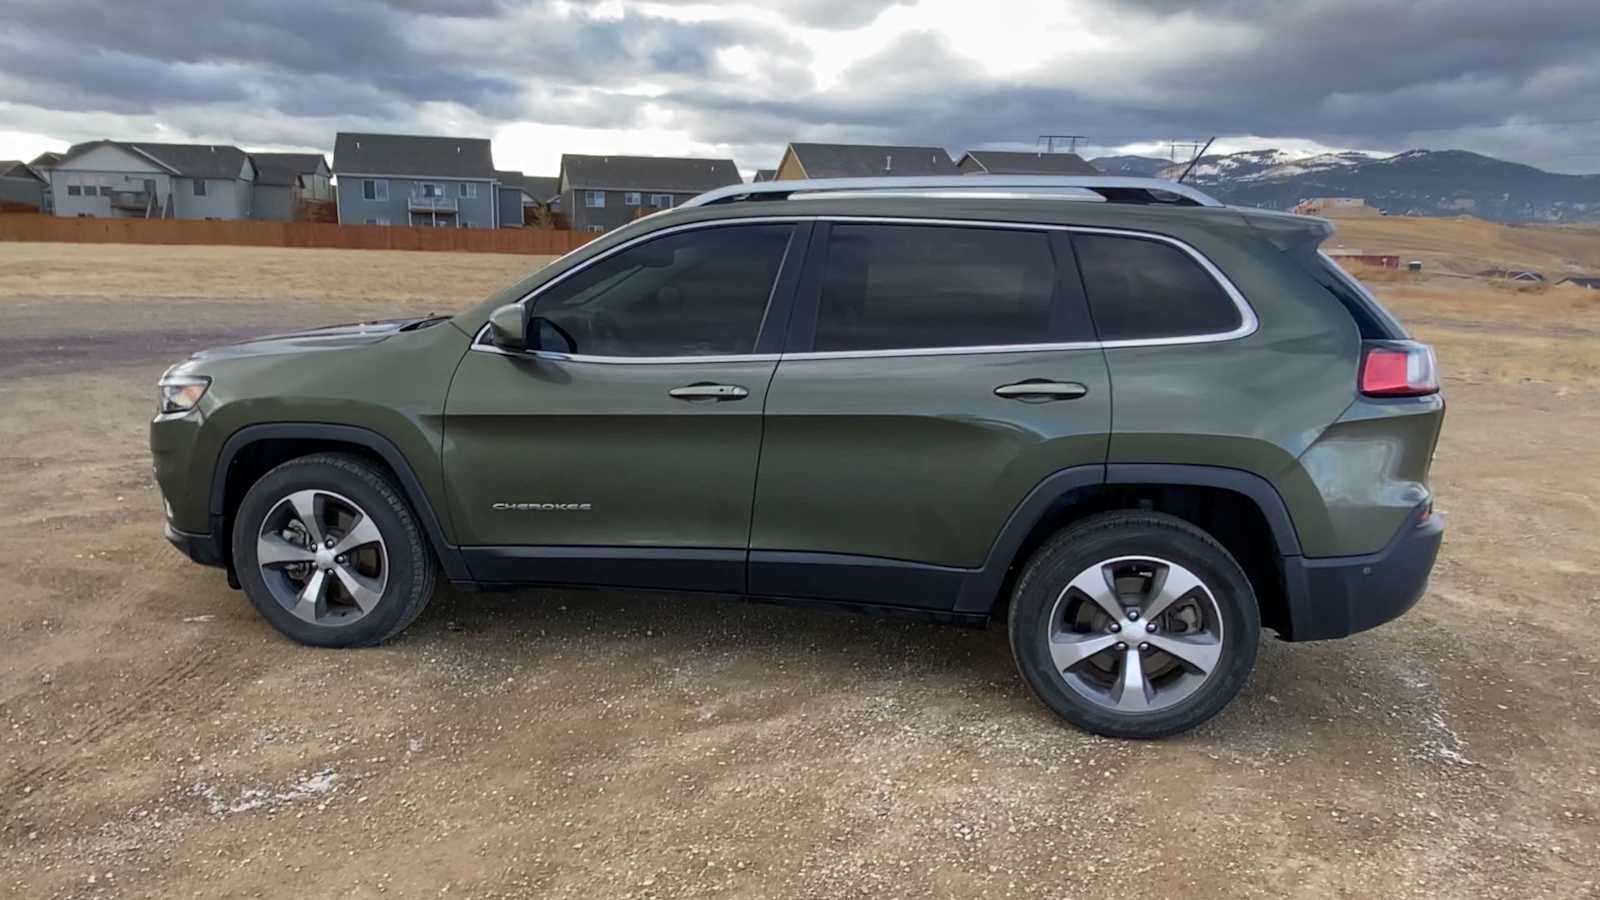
232,453 -> 436,648
1008,511 -> 1259,738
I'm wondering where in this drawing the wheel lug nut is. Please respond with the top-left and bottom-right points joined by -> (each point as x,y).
1109,623 -> 1121,633
1139,642 -> 1150,651
1146,622 -> 1157,633
336,555 -> 348,565
325,538 -> 335,548
1115,642 -> 1128,652
1127,610 -> 1140,621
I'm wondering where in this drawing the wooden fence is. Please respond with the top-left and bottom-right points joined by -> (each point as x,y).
0,214 -> 596,256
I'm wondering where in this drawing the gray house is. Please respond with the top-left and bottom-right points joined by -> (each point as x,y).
493,171 -> 560,227
49,141 -> 256,219
956,150 -> 1099,175
250,153 -> 332,221
772,143 -> 958,180
0,160 -> 48,211
28,152 -> 65,213
333,133 -> 500,228
558,154 -> 741,233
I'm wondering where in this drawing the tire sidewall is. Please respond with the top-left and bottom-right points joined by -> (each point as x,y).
1010,515 -> 1260,738
232,459 -> 427,648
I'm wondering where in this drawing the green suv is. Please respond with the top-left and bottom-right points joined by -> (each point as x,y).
151,176 -> 1444,738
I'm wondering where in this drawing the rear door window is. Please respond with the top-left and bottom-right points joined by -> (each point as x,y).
812,224 -> 1062,351
1072,234 -> 1243,341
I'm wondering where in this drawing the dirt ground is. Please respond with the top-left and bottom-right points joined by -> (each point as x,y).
1,241 -> 1597,899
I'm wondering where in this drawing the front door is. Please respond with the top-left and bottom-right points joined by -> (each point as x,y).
444,221 -> 807,592
749,221 -> 1112,609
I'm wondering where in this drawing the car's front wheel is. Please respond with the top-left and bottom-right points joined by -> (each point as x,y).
1008,511 -> 1260,738
232,453 -> 436,647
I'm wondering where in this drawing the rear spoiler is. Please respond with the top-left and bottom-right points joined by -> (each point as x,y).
1239,209 -> 1336,252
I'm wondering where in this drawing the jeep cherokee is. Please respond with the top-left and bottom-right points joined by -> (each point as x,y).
151,175 -> 1444,738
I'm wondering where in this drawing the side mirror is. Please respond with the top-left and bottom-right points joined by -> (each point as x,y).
487,303 -> 528,352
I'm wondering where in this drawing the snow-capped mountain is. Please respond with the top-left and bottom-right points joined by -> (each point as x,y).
1114,148 -> 1600,223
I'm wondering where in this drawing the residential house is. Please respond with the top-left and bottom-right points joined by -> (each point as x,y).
0,160 -> 48,211
49,141 -> 255,219
771,143 -> 958,180
559,154 -> 741,233
1478,268 -> 1544,282
333,133 -> 500,228
752,169 -> 777,182
1557,276 -> 1600,290
956,150 -> 1098,175
29,152 -> 63,212
250,153 -> 331,221
494,171 -> 560,227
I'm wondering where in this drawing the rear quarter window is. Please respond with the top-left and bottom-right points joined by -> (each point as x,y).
1072,233 -> 1243,341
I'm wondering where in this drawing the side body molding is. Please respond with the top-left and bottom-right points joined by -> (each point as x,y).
210,423 -> 470,581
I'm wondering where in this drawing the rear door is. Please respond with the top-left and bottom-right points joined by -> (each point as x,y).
748,220 -> 1112,609
443,220 -> 808,592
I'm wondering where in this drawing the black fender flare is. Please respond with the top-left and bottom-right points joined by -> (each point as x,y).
952,463 -> 1301,615
210,423 -> 469,581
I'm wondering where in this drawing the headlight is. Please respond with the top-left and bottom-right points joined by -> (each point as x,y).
157,374 -> 211,415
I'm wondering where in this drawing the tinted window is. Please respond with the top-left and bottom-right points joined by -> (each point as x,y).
530,224 -> 793,357
1072,234 -> 1242,341
815,225 -> 1058,351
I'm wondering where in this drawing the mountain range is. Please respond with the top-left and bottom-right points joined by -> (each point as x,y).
1087,149 -> 1600,223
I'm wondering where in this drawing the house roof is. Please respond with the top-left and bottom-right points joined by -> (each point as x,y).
496,171 -> 560,202
333,132 -> 496,179
28,151 -> 64,170
58,140 -> 253,179
783,143 -> 958,178
958,150 -> 1098,175
0,160 -> 46,182
753,169 -> 777,182
560,154 -> 741,193
251,152 -> 329,187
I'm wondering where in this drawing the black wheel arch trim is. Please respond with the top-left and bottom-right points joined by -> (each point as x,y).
1103,463 -> 1303,557
210,423 -> 470,582
952,462 -> 1303,615
953,465 -> 1106,614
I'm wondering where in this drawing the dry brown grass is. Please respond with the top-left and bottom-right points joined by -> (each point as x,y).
1328,215 -> 1600,277
0,241 -> 551,304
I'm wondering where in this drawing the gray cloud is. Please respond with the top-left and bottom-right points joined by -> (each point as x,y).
4,0 -> 1598,174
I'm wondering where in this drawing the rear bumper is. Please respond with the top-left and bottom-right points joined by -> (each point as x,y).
164,522 -> 227,568
1279,510 -> 1443,641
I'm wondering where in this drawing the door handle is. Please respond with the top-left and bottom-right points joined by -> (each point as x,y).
993,380 -> 1089,401
669,383 -> 749,401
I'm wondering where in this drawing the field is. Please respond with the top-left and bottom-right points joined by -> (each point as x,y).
2,234 -> 1598,899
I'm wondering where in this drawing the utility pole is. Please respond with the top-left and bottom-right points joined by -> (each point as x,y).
1167,139 -> 1205,162
1037,134 -> 1088,155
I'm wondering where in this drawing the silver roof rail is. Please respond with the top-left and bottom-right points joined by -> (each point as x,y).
683,175 -> 1223,209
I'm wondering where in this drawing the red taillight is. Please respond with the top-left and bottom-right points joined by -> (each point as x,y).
1361,341 -> 1439,397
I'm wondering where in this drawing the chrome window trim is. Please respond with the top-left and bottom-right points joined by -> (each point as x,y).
467,214 -> 1257,364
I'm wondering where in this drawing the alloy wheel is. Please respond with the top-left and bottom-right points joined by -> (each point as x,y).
1046,555 -> 1225,713
255,489 -> 389,626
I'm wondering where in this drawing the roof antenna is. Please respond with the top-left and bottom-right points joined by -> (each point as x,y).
1175,136 -> 1215,184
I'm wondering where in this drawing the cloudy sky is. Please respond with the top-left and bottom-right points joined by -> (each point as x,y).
2,0 -> 1598,175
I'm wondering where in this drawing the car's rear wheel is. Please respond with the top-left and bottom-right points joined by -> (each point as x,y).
1008,511 -> 1259,738
232,454 -> 436,647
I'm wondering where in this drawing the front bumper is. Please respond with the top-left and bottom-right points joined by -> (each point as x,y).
164,521 -> 226,568
1279,510 -> 1443,641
